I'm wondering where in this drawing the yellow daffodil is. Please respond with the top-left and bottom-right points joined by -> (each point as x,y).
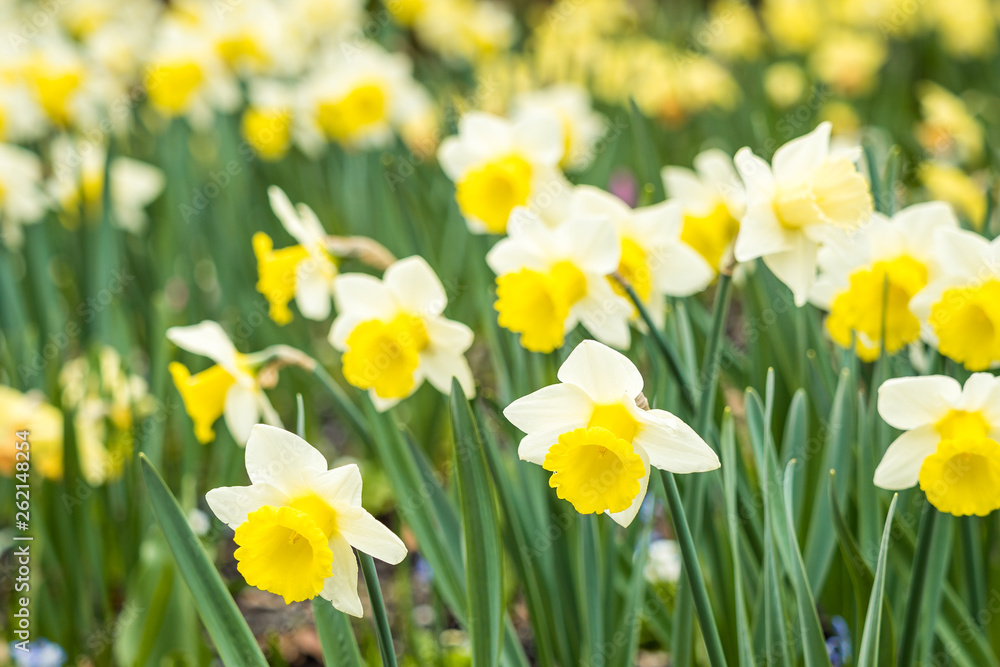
47,135 -> 164,233
911,231 -> 1000,371
915,82 -> 984,165
254,187 -> 337,325
438,111 -> 564,234
330,256 -> 475,411
242,79 -> 295,161
486,207 -> 632,353
167,321 -> 281,444
811,202 -> 959,361
504,340 -> 719,525
662,149 -> 746,273
299,43 -> 432,152
512,85 -> 607,172
206,425 -> 406,610
918,162 -> 987,230
808,30 -> 887,97
567,186 -> 714,327
0,386 -> 64,481
875,374 -> 1000,516
734,122 -> 873,306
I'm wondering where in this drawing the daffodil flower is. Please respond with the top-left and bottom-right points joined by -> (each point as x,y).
167,321 -> 281,444
438,111 -> 564,234
567,185 -> 714,328
910,230 -> 1000,371
0,142 -> 48,247
298,42 -> 432,152
512,84 -> 607,172
504,340 -> 720,526
486,207 -> 632,353
661,148 -> 745,272
875,373 -> 1000,516
253,186 -> 338,325
811,202 -> 959,361
206,425 -> 406,612
733,122 -> 873,306
329,256 -> 475,411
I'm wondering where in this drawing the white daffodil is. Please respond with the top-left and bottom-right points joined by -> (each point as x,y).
330,256 -> 475,411
0,78 -> 46,144
874,373 -> 1000,516
512,84 -> 607,172
0,142 -> 48,247
143,19 -> 240,128
206,424 -> 406,612
486,207 -> 632,353
167,321 -> 281,444
48,135 -> 165,233
22,33 -> 110,132
438,111 -> 565,235
910,230 -> 1000,371
661,148 -> 746,272
297,42 -> 432,153
810,202 -> 959,361
733,122 -> 873,306
567,185 -> 714,328
253,186 -> 337,325
242,78 -> 295,161
504,340 -> 719,526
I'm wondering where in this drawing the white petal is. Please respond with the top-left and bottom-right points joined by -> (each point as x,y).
504,382 -> 594,435
761,233 -> 818,307
560,217 -> 621,275
384,256 -> 447,317
569,185 -> 632,222
574,289 -> 633,350
166,321 -> 241,375
205,483 -> 288,529
955,373 -> 1000,416
337,507 -> 407,564
649,243 -> 714,297
661,166 -> 710,205
310,463 -> 364,508
517,426 -> 566,465
557,340 -> 644,402
369,390 -> 403,412
877,375 -> 961,430
733,202 -> 792,262
634,411 -> 720,473
734,147 -> 775,196
244,424 -> 329,495
772,122 -> 831,184
224,384 -> 260,445
320,536 -> 363,617
873,426 -> 940,490
513,110 -> 564,167
332,273 -> 396,321
295,259 -> 334,321
421,349 -> 475,397
606,449 -> 650,528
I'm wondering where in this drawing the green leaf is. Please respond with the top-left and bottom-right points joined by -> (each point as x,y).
857,494 -> 898,667
781,460 -> 831,667
139,455 -> 268,667
312,598 -> 364,667
450,378 -> 504,667
721,410 -> 756,667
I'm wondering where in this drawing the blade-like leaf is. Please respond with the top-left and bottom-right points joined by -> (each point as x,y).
857,494 -> 898,667
139,454 -> 268,667
450,378 -> 504,667
312,598 -> 364,667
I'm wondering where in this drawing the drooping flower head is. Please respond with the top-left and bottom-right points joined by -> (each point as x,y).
910,230 -> 1000,371
486,207 -> 632,353
329,256 -> 475,411
206,425 -> 406,612
733,122 -> 873,306
811,202 -> 959,361
874,374 -> 1000,516
567,185 -> 714,328
504,340 -> 719,526
438,111 -> 564,234
167,321 -> 281,444
662,148 -> 746,273
253,186 -> 337,325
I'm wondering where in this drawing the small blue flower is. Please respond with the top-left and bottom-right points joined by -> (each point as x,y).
414,555 -> 434,584
826,616 -> 852,667
10,639 -> 67,667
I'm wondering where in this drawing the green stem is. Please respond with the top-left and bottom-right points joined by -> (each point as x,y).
359,551 -> 398,667
660,471 -> 729,667
614,275 -> 696,412
695,272 -> 733,438
897,501 -> 938,667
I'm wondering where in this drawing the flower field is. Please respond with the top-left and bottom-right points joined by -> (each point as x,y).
2,0 -> 1000,665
